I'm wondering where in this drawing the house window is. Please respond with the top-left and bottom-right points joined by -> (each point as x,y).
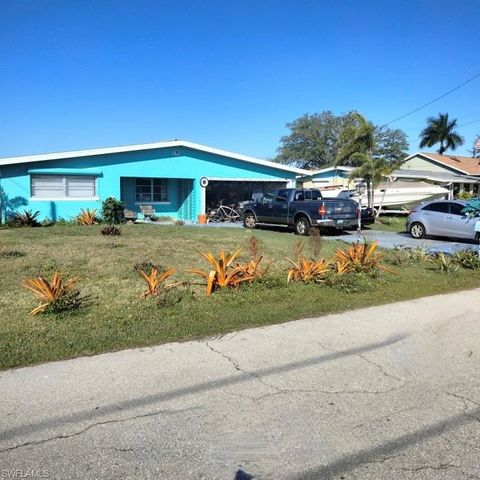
135,178 -> 169,203
31,175 -> 96,198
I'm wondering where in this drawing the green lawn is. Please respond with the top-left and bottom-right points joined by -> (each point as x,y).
367,216 -> 407,233
1,223 -> 480,370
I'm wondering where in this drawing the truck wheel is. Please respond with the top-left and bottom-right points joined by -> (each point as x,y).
294,216 -> 310,236
243,212 -> 257,229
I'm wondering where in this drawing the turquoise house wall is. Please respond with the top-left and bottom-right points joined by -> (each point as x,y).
0,146 -> 297,222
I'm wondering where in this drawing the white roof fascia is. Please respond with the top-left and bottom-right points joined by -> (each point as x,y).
311,166 -> 354,175
0,140 -> 308,175
405,152 -> 470,176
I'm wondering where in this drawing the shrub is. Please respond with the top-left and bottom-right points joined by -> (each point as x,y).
138,266 -> 177,298
387,246 -> 430,266
77,209 -> 98,226
429,253 -> 459,274
452,249 -> 480,269
8,210 -> 41,227
334,239 -> 391,274
22,272 -> 83,315
286,256 -> 330,283
101,225 -> 121,236
101,197 -> 126,224
189,250 -> 255,296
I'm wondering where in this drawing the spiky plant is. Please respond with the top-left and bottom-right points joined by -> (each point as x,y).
189,249 -> 255,296
334,239 -> 390,274
77,209 -> 98,226
22,272 -> 79,315
10,210 -> 41,227
286,257 -> 330,283
138,267 -> 177,298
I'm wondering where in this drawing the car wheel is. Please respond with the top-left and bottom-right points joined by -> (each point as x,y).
410,222 -> 426,239
243,212 -> 257,229
294,216 -> 310,236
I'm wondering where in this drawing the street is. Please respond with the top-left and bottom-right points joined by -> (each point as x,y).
1,289 -> 480,479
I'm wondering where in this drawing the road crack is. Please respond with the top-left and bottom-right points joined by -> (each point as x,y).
0,407 -> 194,454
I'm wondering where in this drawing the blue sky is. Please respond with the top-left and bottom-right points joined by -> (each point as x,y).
1,0 -> 479,159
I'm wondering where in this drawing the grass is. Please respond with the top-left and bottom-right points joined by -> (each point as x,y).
368,215 -> 407,233
1,224 -> 480,370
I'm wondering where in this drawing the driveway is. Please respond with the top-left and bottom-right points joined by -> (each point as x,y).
323,229 -> 478,254
1,289 -> 480,479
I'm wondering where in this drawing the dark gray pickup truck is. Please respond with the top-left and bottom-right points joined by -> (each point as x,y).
243,188 -> 358,235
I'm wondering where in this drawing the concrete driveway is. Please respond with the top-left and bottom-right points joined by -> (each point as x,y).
324,229 -> 479,254
1,289 -> 480,479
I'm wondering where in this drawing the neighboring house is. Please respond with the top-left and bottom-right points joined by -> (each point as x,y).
0,140 -> 305,222
398,152 -> 480,198
299,166 -> 354,189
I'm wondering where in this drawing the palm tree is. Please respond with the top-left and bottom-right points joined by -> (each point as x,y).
348,155 -> 393,210
419,113 -> 464,154
336,112 -> 393,209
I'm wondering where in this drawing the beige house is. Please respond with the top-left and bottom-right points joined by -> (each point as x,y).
398,152 -> 480,198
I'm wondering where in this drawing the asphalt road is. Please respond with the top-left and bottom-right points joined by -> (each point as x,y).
1,289 -> 480,479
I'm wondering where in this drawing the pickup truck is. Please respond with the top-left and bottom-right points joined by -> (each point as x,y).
242,188 -> 359,235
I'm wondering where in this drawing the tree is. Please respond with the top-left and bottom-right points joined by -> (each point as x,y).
419,113 -> 464,154
336,112 -> 395,209
275,111 -> 356,169
471,135 -> 480,158
373,126 -> 409,165
275,111 -> 408,169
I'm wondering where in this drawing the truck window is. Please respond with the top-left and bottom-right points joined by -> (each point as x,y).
294,191 -> 305,201
276,189 -> 289,202
311,190 -> 321,200
262,192 -> 276,204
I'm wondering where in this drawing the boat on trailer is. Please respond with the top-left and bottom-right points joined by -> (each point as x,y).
320,181 -> 449,210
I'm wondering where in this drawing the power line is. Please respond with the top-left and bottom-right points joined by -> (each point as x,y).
458,117 -> 480,128
382,71 -> 480,127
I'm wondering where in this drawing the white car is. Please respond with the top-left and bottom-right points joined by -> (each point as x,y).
406,200 -> 479,241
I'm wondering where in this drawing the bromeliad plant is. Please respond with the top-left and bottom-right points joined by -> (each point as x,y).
77,209 -> 98,226
334,239 -> 390,274
286,256 -> 330,283
22,272 -> 80,315
189,249 -> 255,296
138,267 -> 177,298
9,209 -> 41,227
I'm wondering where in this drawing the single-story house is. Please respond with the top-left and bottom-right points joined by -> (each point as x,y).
299,166 -> 354,189
0,140 -> 306,223
398,152 -> 480,198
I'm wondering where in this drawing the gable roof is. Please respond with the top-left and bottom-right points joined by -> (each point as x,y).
405,151 -> 480,176
0,140 -> 308,175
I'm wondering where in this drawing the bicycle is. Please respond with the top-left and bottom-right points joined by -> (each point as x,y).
207,204 -> 241,223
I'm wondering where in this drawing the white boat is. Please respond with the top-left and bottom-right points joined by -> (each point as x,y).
320,181 -> 449,209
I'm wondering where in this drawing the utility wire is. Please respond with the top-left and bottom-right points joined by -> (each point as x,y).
458,117 -> 480,128
382,71 -> 480,127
